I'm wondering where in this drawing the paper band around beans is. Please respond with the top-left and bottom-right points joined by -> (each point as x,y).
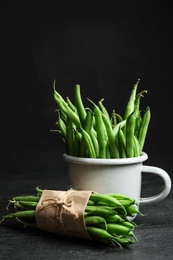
35,189 -> 92,240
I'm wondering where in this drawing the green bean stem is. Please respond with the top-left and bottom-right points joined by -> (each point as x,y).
98,98 -> 111,121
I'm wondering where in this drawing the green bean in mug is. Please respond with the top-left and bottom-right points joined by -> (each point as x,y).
52,79 -> 172,220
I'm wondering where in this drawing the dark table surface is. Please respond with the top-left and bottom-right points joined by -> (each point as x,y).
0,149 -> 173,260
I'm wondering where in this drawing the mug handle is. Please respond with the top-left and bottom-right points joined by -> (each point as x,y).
140,165 -> 172,206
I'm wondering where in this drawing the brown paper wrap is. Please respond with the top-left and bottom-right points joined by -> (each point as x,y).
35,189 -> 92,240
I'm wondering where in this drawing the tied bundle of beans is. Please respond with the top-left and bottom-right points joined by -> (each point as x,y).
1,187 -> 144,248
52,79 -> 151,158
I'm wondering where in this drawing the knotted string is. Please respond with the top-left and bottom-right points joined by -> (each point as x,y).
35,189 -> 92,239
38,189 -> 75,234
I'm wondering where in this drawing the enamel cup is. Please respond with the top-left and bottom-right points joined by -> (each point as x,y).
63,152 -> 171,207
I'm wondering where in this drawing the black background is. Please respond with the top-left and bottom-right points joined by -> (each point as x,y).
0,1 -> 172,171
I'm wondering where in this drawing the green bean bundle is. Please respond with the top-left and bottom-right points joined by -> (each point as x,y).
52,79 -> 151,158
1,187 -> 144,248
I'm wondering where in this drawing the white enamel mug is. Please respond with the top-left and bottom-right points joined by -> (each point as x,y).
63,152 -> 172,207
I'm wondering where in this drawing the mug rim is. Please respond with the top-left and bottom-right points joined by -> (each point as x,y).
63,152 -> 148,165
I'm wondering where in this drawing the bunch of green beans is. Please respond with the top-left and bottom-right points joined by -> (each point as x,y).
52,79 -> 151,158
1,187 -> 143,248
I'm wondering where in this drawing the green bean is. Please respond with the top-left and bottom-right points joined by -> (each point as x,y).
135,114 -> 142,138
90,193 -> 137,208
73,137 -> 80,156
112,120 -> 126,137
133,90 -> 146,138
2,210 -> 35,220
120,221 -> 135,230
53,86 -> 80,127
123,79 -> 140,120
82,110 -> 99,157
126,112 -> 136,158
80,127 -> 89,157
87,226 -> 116,242
94,109 -> 107,158
107,223 -> 138,242
88,99 -> 107,158
89,193 -> 126,208
53,86 -> 68,109
102,113 -> 119,158
66,117 -> 75,155
117,128 -> 126,158
53,80 -> 67,105
79,127 -> 96,158
90,129 -> 99,158
80,137 -> 88,157
107,223 -> 133,236
138,106 -> 151,153
85,215 -> 106,225
113,236 -> 135,246
85,205 -> 116,217
86,226 -> 123,247
16,201 -> 38,210
73,130 -> 82,156
86,199 -> 95,206
66,97 -> 77,113
74,84 -> 87,125
92,223 -> 108,230
13,195 -> 40,202
134,90 -> 146,118
75,130 -> 82,142
56,110 -> 67,139
133,135 -> 140,157
122,80 -> 139,141
82,108 -> 93,134
85,216 -> 107,230
116,198 -> 136,208
126,205 -> 144,216
90,194 -> 127,216
105,141 -> 111,158
107,193 -> 135,201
